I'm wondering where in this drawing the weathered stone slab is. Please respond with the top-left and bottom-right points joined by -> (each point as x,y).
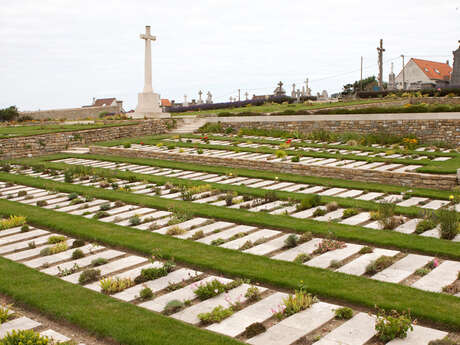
42,249 -> 124,275
0,229 -> 49,246
40,329 -> 71,342
337,249 -> 399,276
139,276 -> 232,312
0,317 -> 41,337
4,240 -> 74,261
335,189 -> 363,198
244,234 -> 289,255
206,292 -> 288,337
197,225 -> 257,245
373,254 -> 433,283
340,212 -> 371,226
421,200 -> 450,210
279,184 -> 308,192
62,255 -> 147,284
271,238 -> 322,261
298,186 -> 324,194
248,302 -> 338,345
386,325 -> 447,345
0,234 -> 52,255
248,200 -> 286,212
24,244 -> 97,268
318,188 -> 346,196
412,260 -> 460,292
180,221 -> 235,239
356,192 -> 384,201
220,229 -> 280,250
313,312 -> 376,345
397,197 -> 428,207
113,268 -> 200,302
172,284 -> 254,324
155,218 -> 209,235
290,206 -> 321,219
306,244 -> 363,269
314,208 -> 344,221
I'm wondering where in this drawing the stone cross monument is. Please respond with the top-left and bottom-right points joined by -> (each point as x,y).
198,90 -> 204,104
295,89 -> 301,103
183,95 -> 189,107
245,91 -> 249,100
133,26 -> 169,118
206,91 -> 213,104
291,83 -> 296,98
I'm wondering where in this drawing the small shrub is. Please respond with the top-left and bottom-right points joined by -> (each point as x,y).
326,202 -> 339,212
71,249 -> 85,260
313,239 -> 346,254
244,286 -> 261,302
284,234 -> 298,248
274,150 -> 287,158
123,143 -> 131,148
134,262 -> 175,284
312,208 -> 327,217
244,322 -> 266,338
375,308 -> 413,342
93,211 -> 109,219
0,304 -> 12,324
194,279 -> 227,300
0,215 -> 26,230
78,269 -> 101,284
139,287 -> 154,300
365,256 -> 395,275
329,260 -> 341,269
91,258 -> 108,267
190,230 -> 204,240
100,277 -> 134,294
99,203 -> 111,211
198,305 -> 233,325
359,246 -> 373,254
211,238 -> 225,246
296,195 -> 321,211
293,253 -> 311,264
291,155 -> 300,162
48,235 -> 66,244
71,239 -> 85,248
415,267 -> 431,276
275,290 -> 318,319
437,209 -> 459,240
129,215 -> 141,226
342,208 -> 359,219
20,225 -> 30,232
166,226 -> 186,236
68,193 -> 78,200
415,218 -> 437,234
0,329 -> 50,345
335,307 -> 353,319
163,299 -> 184,315
17,190 -> 27,197
298,231 -> 313,244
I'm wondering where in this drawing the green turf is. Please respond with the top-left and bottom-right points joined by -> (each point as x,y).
0,256 -> 243,345
172,99 -> 395,116
1,171 -> 459,262
94,136 -> 459,175
0,200 -> 459,330
0,121 -> 139,139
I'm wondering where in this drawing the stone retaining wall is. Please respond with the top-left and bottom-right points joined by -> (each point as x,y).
89,146 -> 457,190
20,105 -> 121,121
411,97 -> 460,105
206,115 -> 460,146
0,120 -> 169,160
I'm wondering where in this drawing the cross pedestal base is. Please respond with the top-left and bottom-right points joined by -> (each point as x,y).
133,91 -> 170,119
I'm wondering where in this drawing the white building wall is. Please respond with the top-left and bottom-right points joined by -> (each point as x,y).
395,60 -> 431,90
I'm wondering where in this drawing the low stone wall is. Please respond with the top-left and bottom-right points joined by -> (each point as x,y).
89,146 -> 457,190
20,105 -> 121,121
205,114 -> 460,146
411,97 -> 460,105
0,120 -> 169,160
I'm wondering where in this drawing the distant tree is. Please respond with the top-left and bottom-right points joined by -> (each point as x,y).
0,106 -> 19,122
342,76 -> 378,95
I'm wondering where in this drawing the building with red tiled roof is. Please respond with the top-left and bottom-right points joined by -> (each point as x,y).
82,97 -> 124,113
395,58 -> 452,90
161,99 -> 171,107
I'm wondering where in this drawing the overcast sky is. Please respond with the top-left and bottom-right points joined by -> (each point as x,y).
1,0 -> 459,111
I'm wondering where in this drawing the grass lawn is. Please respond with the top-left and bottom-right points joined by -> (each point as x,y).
0,121 -> 139,139
172,99 -> 393,116
16,153 -> 457,200
0,256 -> 243,345
0,200 -> 459,330
1,170 -> 459,261
95,135 -> 459,175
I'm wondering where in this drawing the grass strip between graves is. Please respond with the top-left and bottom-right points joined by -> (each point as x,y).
0,257 -> 243,345
14,153 -> 456,200
11,156 -> 453,220
0,171 -> 459,262
0,199 -> 459,331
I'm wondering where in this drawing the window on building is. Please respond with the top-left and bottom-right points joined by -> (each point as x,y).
424,67 -> 429,72
435,69 -> 440,74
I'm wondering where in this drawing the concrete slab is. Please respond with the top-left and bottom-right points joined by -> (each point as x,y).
113,268 -> 200,302
197,225 -> 257,245
340,212 -> 371,226
40,329 -> 71,342
373,254 -> 433,283
271,238 -> 322,262
247,302 -> 338,345
412,260 -> 460,292
244,234 -> 290,256
220,229 -> 280,250
337,249 -> 399,276
206,292 -> 288,337
0,317 -> 41,337
306,244 -> 363,269
386,325 -> 447,345
313,312 -> 376,345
